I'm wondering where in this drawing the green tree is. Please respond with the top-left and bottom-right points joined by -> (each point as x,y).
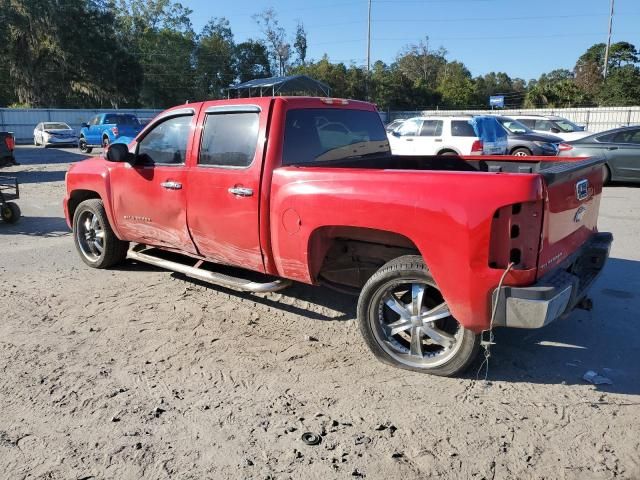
436,61 -> 476,107
235,40 -> 272,84
194,18 -> 235,100
599,65 -> 640,106
253,8 -> 290,76
293,22 -> 307,66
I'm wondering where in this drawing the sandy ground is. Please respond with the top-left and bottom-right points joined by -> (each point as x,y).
1,146 -> 639,480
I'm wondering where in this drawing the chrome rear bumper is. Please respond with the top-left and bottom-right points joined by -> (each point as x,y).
492,232 -> 613,329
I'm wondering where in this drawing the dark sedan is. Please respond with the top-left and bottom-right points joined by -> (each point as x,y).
495,116 -> 562,156
558,126 -> 640,183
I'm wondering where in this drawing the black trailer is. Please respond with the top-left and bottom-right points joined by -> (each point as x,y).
0,176 -> 20,223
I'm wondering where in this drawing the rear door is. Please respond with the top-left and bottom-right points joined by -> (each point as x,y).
606,128 -> 640,180
110,109 -> 198,253
412,120 -> 443,155
185,100 -> 269,272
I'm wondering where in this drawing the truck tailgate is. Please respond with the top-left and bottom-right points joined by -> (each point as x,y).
537,157 -> 606,279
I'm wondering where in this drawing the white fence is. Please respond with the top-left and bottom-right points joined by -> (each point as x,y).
387,106 -> 640,133
0,108 -> 162,143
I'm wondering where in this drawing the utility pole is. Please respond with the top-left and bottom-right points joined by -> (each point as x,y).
367,0 -> 372,73
603,0 -> 614,79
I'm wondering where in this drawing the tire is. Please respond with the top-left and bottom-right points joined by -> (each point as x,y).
603,165 -> 611,185
72,199 -> 128,268
78,137 -> 92,154
438,150 -> 458,156
511,147 -> 531,157
34,136 -> 39,146
357,255 -> 480,376
102,136 -> 110,149
1,202 -> 21,224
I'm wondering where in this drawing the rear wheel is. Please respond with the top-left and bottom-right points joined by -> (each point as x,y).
1,202 -> 21,224
73,199 -> 128,268
512,147 -> 531,156
438,150 -> 458,156
78,137 -> 92,154
102,136 -> 110,149
357,255 -> 480,376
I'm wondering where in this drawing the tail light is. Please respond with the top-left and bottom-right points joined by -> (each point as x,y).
111,127 -> 119,136
489,201 -> 543,270
558,143 -> 573,152
471,140 -> 483,154
4,135 -> 14,151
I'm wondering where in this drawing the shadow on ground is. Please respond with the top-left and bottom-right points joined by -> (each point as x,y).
13,146 -> 94,166
0,215 -> 70,237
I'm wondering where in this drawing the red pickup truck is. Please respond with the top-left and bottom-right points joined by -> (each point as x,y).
64,97 -> 612,376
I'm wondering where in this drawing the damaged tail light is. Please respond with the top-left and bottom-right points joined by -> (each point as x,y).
489,201 -> 543,270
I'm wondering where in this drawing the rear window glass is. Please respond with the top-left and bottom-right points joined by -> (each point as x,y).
104,114 -> 140,125
451,120 -> 476,137
283,109 -> 390,165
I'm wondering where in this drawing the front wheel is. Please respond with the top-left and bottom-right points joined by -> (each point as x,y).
357,255 -> 480,376
102,136 -> 110,149
73,199 -> 128,268
511,147 -> 531,157
603,165 -> 611,185
78,138 -> 92,154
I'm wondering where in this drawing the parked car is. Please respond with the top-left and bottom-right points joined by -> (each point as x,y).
387,116 -> 485,155
0,131 -> 17,167
65,96 -> 612,376
514,115 -> 591,142
385,119 -> 406,132
558,125 -> 640,183
78,113 -> 143,153
33,122 -> 78,147
495,116 -> 562,156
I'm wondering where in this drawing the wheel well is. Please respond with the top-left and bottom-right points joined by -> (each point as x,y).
437,149 -> 458,155
310,226 -> 420,291
68,190 -> 101,220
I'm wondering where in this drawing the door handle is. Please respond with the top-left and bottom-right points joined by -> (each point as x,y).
228,186 -> 254,197
434,138 -> 443,142
160,181 -> 182,190
405,138 -> 414,142
607,146 -> 618,150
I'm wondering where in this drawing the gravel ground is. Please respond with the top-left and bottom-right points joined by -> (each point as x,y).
1,146 -> 639,479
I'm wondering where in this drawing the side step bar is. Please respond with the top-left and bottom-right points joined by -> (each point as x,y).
127,246 -> 291,293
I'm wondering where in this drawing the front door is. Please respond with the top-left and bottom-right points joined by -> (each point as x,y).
87,115 -> 102,145
412,119 -> 444,155
606,128 -> 640,180
110,111 -> 197,254
390,119 -> 422,155
185,101 -> 269,272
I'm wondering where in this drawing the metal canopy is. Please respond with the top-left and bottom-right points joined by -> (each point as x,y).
227,75 -> 331,98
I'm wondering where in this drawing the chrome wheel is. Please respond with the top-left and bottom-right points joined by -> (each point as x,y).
371,280 -> 463,369
76,210 -> 105,261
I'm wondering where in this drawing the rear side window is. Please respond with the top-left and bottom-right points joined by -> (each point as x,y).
199,113 -> 259,167
535,119 -> 554,131
283,109 -> 389,165
137,115 -> 192,165
613,128 -> 640,144
419,120 -> 443,136
451,120 -> 476,137
518,119 -> 535,128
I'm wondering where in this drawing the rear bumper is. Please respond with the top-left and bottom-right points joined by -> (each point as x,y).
492,232 -> 613,329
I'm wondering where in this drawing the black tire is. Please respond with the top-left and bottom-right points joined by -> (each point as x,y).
102,136 -> 110,149
72,199 -> 128,268
511,147 -> 531,157
603,165 -> 611,185
357,255 -> 480,376
1,202 -> 21,224
78,137 -> 92,154
438,150 -> 458,156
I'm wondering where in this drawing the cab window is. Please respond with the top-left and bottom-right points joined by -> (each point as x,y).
137,115 -> 192,165
199,112 -> 259,168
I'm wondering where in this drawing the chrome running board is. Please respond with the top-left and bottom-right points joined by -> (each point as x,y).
127,246 -> 291,293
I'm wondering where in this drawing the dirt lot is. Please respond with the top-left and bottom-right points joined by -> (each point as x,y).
1,146 -> 639,479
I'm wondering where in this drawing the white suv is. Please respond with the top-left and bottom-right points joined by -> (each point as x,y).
387,116 -> 483,156
513,115 -> 591,142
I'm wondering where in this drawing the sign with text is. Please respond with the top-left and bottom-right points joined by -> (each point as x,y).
489,95 -> 505,108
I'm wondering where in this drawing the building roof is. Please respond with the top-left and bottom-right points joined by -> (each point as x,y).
228,75 -> 331,97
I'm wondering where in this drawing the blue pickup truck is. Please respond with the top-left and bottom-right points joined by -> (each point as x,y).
78,113 -> 143,153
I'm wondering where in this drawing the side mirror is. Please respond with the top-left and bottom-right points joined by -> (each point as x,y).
106,143 -> 134,163
391,130 -> 400,137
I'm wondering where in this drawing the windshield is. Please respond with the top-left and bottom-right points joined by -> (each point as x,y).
554,119 -> 581,132
498,118 -> 531,134
44,122 -> 70,130
104,114 -> 140,125
283,108 -> 390,165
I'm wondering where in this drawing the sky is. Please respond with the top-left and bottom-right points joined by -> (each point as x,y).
183,0 -> 640,81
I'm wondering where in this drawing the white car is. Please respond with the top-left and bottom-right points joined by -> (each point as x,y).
33,122 -> 78,147
513,115 -> 591,142
387,116 -> 484,156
